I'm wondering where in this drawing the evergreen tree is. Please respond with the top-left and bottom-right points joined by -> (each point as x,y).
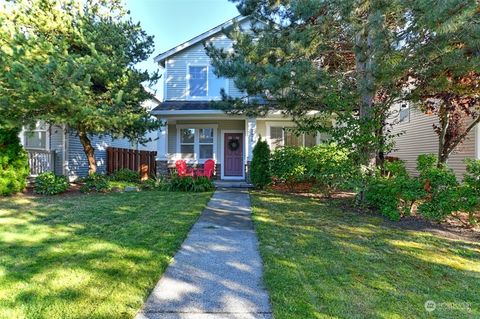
0,0 -> 160,174
206,0 -> 410,168
250,137 -> 271,189
401,0 -> 480,166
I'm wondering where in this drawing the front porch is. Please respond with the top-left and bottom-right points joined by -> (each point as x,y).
155,115 -> 258,181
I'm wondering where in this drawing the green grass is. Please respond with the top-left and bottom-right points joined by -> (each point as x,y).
251,191 -> 480,319
0,190 -> 211,319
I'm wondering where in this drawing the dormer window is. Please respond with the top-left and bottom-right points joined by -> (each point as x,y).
188,65 -> 207,97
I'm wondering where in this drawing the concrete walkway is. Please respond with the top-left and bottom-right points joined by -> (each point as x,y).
135,188 -> 273,319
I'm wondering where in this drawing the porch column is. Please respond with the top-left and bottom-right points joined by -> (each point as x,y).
156,118 -> 168,160
246,117 -> 257,161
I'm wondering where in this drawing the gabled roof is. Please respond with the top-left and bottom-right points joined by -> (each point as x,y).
153,15 -> 249,67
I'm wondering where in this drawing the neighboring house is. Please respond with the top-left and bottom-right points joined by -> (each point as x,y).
20,95 -> 160,180
389,102 -> 480,179
152,16 -> 325,180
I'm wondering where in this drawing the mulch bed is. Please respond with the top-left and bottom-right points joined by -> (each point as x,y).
22,183 -> 84,198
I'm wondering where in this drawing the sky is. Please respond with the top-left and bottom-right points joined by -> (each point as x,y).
125,0 -> 240,98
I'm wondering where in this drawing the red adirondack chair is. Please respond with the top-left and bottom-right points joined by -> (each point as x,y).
197,159 -> 215,179
175,160 -> 194,177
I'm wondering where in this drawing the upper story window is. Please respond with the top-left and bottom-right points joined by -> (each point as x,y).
399,103 -> 410,124
187,65 -> 226,99
188,66 -> 207,97
24,122 -> 48,149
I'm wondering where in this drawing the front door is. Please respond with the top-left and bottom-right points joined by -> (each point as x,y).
224,132 -> 244,177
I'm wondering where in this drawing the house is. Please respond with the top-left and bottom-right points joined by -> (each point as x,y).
151,15 -> 480,180
20,94 -> 160,181
151,16 -> 324,180
390,102 -> 480,179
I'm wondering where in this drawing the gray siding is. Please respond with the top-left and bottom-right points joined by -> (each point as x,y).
66,129 -> 132,179
165,33 -> 245,100
391,107 -> 477,179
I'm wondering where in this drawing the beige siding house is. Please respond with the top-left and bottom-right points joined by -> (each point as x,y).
152,16 -> 322,180
390,104 -> 479,179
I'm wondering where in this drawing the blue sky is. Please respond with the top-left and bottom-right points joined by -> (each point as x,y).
125,0 -> 240,97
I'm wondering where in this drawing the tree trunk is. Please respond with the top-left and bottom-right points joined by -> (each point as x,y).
437,102 -> 450,167
355,23 -> 377,168
78,128 -> 97,175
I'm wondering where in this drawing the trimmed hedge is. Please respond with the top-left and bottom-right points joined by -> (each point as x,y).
250,137 -> 271,189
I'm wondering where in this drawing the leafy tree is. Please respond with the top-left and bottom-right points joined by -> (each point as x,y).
250,137 -> 271,188
401,0 -> 480,166
0,0 -> 160,174
206,0 -> 410,168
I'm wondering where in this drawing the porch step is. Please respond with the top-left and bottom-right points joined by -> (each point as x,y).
214,180 -> 254,189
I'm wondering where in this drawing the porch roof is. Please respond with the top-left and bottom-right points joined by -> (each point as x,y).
152,101 -> 216,112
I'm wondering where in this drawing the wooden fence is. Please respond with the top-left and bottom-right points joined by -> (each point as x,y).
106,147 -> 157,180
27,149 -> 55,176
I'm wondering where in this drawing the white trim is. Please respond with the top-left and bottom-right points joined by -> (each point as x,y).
186,64 -> 208,99
221,129 -> 245,180
265,121 -> 318,149
175,125 -> 218,164
154,15 -> 249,66
152,110 -> 226,116
156,118 -> 168,160
22,121 -> 50,151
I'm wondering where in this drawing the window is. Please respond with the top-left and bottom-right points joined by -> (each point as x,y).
268,125 -> 318,148
188,66 -> 207,97
399,103 -> 410,123
180,128 -> 195,159
178,126 -> 216,161
187,65 -> 226,98
24,122 -> 48,149
199,128 -> 214,159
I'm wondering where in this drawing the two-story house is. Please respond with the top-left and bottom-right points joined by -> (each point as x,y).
152,15 -> 480,180
152,16 -> 322,180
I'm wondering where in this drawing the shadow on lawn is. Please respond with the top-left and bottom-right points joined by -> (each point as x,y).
252,192 -> 480,319
0,191 -> 210,318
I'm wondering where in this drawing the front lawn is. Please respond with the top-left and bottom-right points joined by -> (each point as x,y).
0,191 -> 211,318
251,191 -> 480,319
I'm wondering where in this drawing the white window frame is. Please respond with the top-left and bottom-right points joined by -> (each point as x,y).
186,64 -> 208,99
398,103 -> 410,124
22,122 -> 50,150
265,121 -> 317,148
186,64 -> 229,100
176,124 -> 218,163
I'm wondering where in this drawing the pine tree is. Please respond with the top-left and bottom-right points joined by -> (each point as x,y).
0,0 -> 160,174
400,0 -> 480,166
206,0 -> 410,168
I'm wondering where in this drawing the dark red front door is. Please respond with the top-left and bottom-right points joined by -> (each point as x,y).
224,132 -> 243,177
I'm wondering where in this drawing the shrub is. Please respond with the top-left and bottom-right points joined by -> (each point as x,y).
110,168 -> 140,183
457,159 -> 480,225
416,154 -> 459,221
167,176 -> 215,192
0,128 -> 29,195
306,143 -> 354,196
365,161 -> 425,221
140,176 -> 169,191
35,172 -> 69,195
80,173 -> 111,193
270,147 -> 308,189
250,137 -> 271,189
270,143 -> 354,195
